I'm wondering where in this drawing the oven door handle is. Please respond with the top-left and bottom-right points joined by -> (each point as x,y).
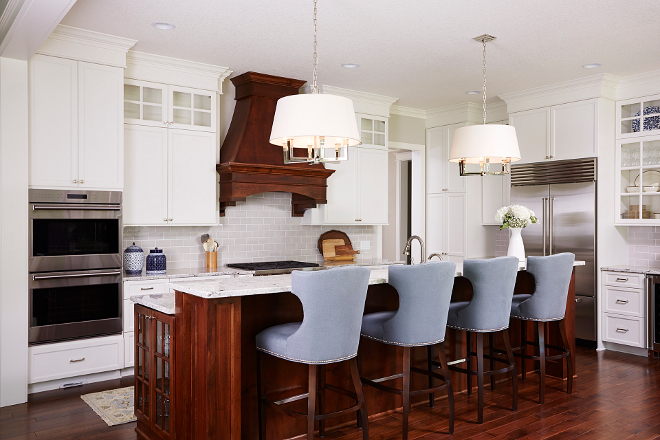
32,270 -> 122,281
32,204 -> 121,211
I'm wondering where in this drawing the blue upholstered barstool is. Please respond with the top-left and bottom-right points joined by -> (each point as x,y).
255,266 -> 370,440
510,253 -> 575,404
446,256 -> 519,423
360,262 -> 456,438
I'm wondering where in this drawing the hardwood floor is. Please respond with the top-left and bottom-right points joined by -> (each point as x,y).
2,346 -> 660,439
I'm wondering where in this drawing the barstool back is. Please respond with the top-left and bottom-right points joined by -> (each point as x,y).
286,266 -> 370,363
452,257 -> 519,331
513,253 -> 575,321
383,262 -> 456,345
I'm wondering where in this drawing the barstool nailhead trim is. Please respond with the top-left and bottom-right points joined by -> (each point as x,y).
360,333 -> 445,347
447,324 -> 509,332
256,347 -> 357,365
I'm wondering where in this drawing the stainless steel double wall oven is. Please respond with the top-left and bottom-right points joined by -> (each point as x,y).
28,189 -> 123,345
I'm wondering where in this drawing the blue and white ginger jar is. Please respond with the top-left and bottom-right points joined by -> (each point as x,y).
146,247 -> 166,275
123,242 -> 144,275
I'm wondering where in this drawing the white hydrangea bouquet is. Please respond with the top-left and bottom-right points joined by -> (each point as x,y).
495,205 -> 538,230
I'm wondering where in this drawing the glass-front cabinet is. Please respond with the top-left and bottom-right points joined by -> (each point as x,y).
135,305 -> 175,440
616,136 -> 660,224
618,94 -> 660,139
124,80 -> 216,132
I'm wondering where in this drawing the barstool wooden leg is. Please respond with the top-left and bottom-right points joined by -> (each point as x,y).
502,329 -> 518,411
559,318 -> 574,394
466,331 -> 473,396
402,347 -> 411,440
538,322 -> 546,404
438,344 -> 455,434
356,353 -> 362,428
476,333 -> 484,424
308,365 -> 317,439
348,358 -> 369,440
521,321 -> 527,382
318,365 -> 326,437
489,333 -> 495,391
256,351 -> 266,440
427,345 -> 435,408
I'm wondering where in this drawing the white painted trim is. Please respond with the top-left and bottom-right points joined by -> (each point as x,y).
499,73 -> 619,113
389,141 -> 424,152
617,69 -> 660,101
126,51 -> 232,93
322,84 -> 398,117
390,105 -> 426,119
0,0 -> 26,46
37,24 -> 137,68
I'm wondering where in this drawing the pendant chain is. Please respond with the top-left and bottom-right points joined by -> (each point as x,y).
482,38 -> 487,125
312,0 -> 319,94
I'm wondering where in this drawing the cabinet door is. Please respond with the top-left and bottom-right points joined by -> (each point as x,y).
445,193 -> 466,261
426,127 -> 445,194
168,86 -> 216,132
134,307 -> 152,427
29,55 -> 78,188
551,100 -> 597,161
324,147 -> 358,224
124,125 -> 169,225
152,313 -> 175,438
426,194 -> 444,256
124,79 -> 168,128
357,147 -> 388,224
168,129 -> 217,225
509,108 -> 551,164
445,123 -> 467,192
78,62 -> 124,189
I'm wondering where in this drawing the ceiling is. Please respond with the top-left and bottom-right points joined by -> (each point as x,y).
61,0 -> 660,110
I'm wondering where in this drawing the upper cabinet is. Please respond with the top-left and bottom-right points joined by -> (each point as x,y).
510,99 -> 597,164
302,114 -> 389,225
617,94 -> 660,139
29,55 -> 124,190
124,80 -> 216,132
426,122 -> 468,194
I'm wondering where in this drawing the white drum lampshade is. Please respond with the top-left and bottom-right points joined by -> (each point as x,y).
270,93 -> 361,163
448,124 -> 520,174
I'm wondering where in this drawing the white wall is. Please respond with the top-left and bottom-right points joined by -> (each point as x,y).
389,114 -> 425,145
0,57 -> 29,407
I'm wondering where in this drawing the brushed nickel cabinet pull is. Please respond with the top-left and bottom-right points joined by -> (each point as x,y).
616,327 -> 629,333
615,277 -> 629,282
69,357 -> 85,363
140,287 -> 154,291
615,299 -> 629,304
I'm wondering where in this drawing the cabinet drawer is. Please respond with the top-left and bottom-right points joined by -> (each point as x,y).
603,272 -> 645,288
602,314 -> 645,348
125,279 -> 169,299
29,336 -> 124,384
603,286 -> 645,317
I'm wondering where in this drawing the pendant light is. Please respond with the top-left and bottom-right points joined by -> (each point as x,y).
269,0 -> 361,164
448,35 -> 521,176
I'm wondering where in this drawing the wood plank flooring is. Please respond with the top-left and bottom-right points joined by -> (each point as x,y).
2,346 -> 660,439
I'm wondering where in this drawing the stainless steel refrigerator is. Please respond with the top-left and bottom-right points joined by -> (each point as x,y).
510,158 -> 597,341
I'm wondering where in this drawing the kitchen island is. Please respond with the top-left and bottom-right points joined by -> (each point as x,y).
132,261 -> 582,440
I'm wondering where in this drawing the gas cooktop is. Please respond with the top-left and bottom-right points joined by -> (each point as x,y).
226,261 -> 320,276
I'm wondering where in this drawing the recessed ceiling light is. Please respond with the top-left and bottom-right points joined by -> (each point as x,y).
466,91 -> 481,95
582,63 -> 601,69
152,22 -> 175,30
341,63 -> 359,68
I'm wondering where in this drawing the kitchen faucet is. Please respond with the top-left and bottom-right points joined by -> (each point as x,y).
428,253 -> 443,261
403,235 -> 425,265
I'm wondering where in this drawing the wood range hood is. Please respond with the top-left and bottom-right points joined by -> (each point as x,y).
217,72 -> 335,217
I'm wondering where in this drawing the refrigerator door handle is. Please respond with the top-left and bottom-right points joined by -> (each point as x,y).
549,197 -> 555,255
542,197 -> 548,256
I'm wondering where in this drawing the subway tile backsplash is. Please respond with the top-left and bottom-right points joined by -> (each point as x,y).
123,192 -> 378,269
627,226 -> 660,268
495,228 -> 509,257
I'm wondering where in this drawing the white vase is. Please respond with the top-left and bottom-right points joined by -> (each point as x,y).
507,228 -> 525,262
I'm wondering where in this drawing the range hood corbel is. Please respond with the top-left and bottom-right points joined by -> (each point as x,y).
217,72 -> 335,217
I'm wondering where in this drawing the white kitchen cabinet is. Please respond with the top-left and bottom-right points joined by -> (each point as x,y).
617,94 -> 660,139
29,55 -> 124,190
302,146 -> 389,225
482,174 -> 510,225
509,107 -> 551,164
124,80 -> 216,132
426,193 -> 466,263
601,271 -> 647,349
124,125 -> 216,226
29,54 -> 124,190
427,123 -> 467,194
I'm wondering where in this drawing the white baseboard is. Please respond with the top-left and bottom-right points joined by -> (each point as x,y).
28,369 -> 122,394
602,341 -> 648,357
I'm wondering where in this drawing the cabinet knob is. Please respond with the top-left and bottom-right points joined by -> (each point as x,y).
545,156 -> 549,160
79,179 -> 84,184
169,218 -> 173,221
164,218 -> 168,222
73,179 -> 77,183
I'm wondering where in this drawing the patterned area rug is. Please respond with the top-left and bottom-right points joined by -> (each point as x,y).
81,386 -> 137,426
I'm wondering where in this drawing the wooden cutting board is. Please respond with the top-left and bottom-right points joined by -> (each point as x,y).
317,230 -> 352,254
322,239 -> 345,260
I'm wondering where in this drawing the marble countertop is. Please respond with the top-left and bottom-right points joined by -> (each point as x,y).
131,293 -> 176,315
123,266 -> 253,281
601,265 -> 660,275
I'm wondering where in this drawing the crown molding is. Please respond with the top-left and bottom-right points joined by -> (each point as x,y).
425,102 -> 483,128
617,69 -> 660,101
0,0 -> 25,45
48,25 -> 137,53
126,51 -> 232,92
390,105 -> 426,119
322,85 -> 398,117
499,73 -> 619,113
